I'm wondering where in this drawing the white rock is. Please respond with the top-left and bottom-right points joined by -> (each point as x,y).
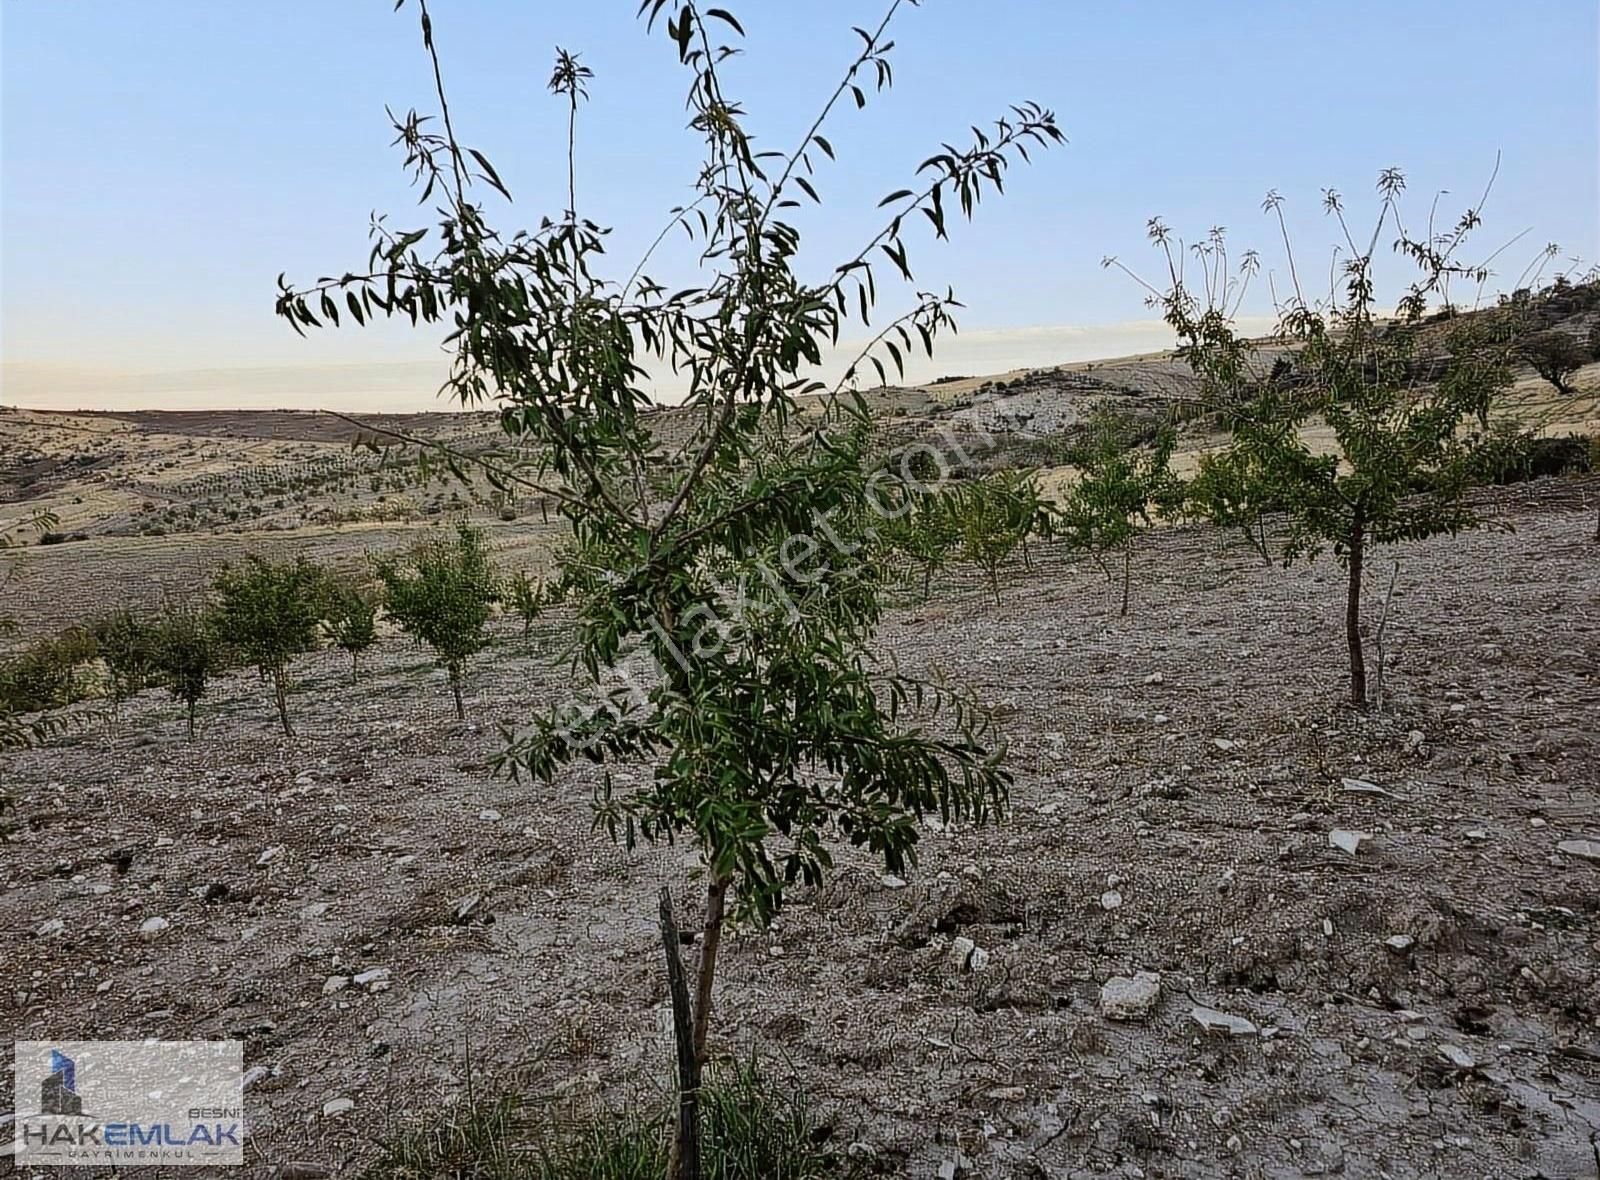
478,809 -> 502,822
1328,829 -> 1368,855
1100,972 -> 1161,1021
256,845 -> 284,867
949,936 -> 988,973
322,976 -> 350,995
1212,738 -> 1238,752
138,916 -> 171,941
1190,1005 -> 1258,1037
1385,934 -> 1416,954
881,874 -> 907,889
1144,672 -> 1164,685
1341,778 -> 1400,799
322,1097 -> 354,1118
1557,839 -> 1600,863
1464,828 -> 1488,841
1438,1043 -> 1476,1070
352,967 -> 391,989
37,918 -> 66,938
299,902 -> 331,920
1100,890 -> 1123,911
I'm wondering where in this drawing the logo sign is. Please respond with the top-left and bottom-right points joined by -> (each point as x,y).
11,1040 -> 244,1167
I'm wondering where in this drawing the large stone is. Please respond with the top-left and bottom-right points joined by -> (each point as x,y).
1100,972 -> 1161,1021
1328,829 -> 1368,856
138,916 -> 171,941
1557,839 -> 1600,863
1190,1005 -> 1258,1037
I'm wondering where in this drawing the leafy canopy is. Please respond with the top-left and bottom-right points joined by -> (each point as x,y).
277,0 -> 1062,921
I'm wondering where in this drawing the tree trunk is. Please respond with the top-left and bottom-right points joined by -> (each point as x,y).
922,562 -> 932,599
1120,544 -> 1132,617
691,876 -> 728,1067
186,699 -> 196,740
350,651 -> 359,685
449,666 -> 465,720
659,888 -> 702,1180
272,668 -> 294,737
1345,513 -> 1367,708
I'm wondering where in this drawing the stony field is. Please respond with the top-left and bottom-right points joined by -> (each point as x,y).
2,478 -> 1599,1179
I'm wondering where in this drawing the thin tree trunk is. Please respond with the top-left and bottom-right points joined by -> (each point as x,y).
186,699 -> 196,740
450,667 -> 465,720
272,668 -> 294,737
350,652 -> 359,685
1120,544 -> 1132,617
691,876 -> 728,1067
659,888 -> 702,1180
1346,513 -> 1367,708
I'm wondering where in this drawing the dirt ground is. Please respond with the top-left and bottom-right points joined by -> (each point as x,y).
3,479 -> 1598,1179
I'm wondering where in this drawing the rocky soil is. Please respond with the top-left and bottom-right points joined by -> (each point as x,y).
3,481 -> 1599,1179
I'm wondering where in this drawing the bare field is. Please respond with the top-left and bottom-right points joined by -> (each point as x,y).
3,481 -> 1598,1179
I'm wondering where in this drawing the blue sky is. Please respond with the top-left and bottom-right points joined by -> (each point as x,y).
3,1 -> 1595,410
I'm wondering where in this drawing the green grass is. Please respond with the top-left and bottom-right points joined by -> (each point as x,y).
364,1057 -> 850,1180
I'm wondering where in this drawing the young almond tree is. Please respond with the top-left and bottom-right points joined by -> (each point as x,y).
500,569 -> 548,638
1056,410 -> 1179,616
1113,172 -> 1516,704
213,555 -> 326,736
277,1 -> 1056,1170
94,610 -> 156,716
325,577 -> 379,683
1185,446 -> 1276,565
375,522 -> 495,720
152,602 -> 220,739
953,469 -> 1043,602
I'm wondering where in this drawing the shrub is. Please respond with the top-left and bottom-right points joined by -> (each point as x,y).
151,603 -> 220,739
1186,447 -> 1277,565
93,610 -> 157,713
501,569 -> 548,637
1056,410 -> 1180,616
213,554 -> 326,736
325,577 -> 380,682
951,469 -> 1043,601
376,523 -> 495,720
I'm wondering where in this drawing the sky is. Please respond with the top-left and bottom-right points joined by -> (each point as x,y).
2,0 -> 1596,412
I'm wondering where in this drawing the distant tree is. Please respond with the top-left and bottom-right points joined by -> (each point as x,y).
376,523 -> 495,719
213,555 -> 326,736
325,578 -> 379,682
152,602 -> 220,739
1519,329 -> 1589,396
93,610 -> 156,715
1057,411 -> 1179,616
952,470 -> 1043,602
876,487 -> 960,600
1186,447 -> 1275,565
1120,171 -> 1516,705
501,569 -> 548,637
